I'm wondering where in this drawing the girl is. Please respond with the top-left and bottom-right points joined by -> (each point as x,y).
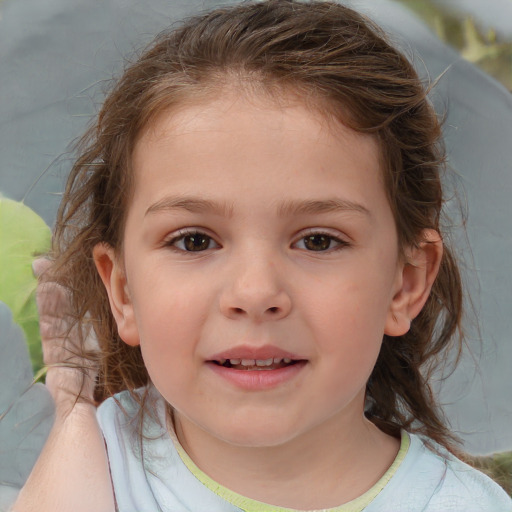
14,1 -> 512,511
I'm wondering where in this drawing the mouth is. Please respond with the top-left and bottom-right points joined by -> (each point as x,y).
211,357 -> 302,371
206,347 -> 307,389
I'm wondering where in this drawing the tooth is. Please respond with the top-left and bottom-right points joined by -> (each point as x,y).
256,358 -> 274,367
241,359 -> 255,366
273,358 -> 282,364
229,359 -> 241,365
283,358 -> 292,364
219,359 -> 226,365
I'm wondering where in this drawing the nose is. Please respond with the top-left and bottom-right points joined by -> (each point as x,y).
219,252 -> 292,322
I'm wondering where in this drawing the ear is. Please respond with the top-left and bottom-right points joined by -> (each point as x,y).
385,229 -> 443,337
93,243 -> 140,346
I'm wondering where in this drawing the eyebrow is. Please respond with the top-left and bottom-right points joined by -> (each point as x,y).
145,195 -> 370,218
145,196 -> 234,217
277,198 -> 371,218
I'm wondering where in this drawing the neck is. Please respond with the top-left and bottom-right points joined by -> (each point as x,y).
172,404 -> 400,509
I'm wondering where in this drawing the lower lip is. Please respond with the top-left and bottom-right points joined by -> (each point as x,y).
206,361 -> 307,390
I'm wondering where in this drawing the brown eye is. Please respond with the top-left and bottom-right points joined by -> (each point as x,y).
303,234 -> 332,251
183,234 -> 212,251
295,232 -> 347,252
169,232 -> 218,252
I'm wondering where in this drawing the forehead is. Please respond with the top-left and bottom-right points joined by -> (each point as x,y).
137,78 -> 371,140
134,89 -> 380,167
130,91 -> 385,213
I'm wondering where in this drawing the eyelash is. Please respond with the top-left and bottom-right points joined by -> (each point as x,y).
164,229 -> 349,253
165,229 -> 219,252
294,230 -> 349,253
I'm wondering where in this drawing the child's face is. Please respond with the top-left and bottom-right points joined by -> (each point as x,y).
107,92 -> 410,448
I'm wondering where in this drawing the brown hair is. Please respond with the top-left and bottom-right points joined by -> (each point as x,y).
52,0 -> 463,453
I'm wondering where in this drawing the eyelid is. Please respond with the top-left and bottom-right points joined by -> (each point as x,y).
293,228 -> 350,251
161,227 -> 350,252
163,227 -> 221,251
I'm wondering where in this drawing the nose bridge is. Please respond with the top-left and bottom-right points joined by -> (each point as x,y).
220,241 -> 291,321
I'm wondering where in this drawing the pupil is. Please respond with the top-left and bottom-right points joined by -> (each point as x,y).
305,235 -> 330,251
184,235 -> 209,251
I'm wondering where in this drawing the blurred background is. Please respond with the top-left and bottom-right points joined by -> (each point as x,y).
1,0 -> 510,224
397,0 -> 511,89
0,0 -> 511,499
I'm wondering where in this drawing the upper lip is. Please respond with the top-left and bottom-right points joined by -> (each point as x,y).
208,345 -> 304,362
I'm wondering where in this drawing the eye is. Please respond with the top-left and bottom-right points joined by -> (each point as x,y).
167,231 -> 219,252
295,232 -> 348,252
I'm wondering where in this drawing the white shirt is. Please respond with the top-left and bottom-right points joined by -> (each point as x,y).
97,388 -> 512,512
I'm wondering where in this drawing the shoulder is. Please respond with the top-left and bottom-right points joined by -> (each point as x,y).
368,432 -> 512,512
96,388 -> 182,511
97,387 -> 168,451
97,388 -> 137,422
96,388 -> 241,512
97,389 -> 138,441
432,445 -> 512,511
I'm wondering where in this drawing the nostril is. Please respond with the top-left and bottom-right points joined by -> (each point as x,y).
268,307 -> 279,313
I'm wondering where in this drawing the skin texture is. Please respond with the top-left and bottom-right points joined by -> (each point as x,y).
13,259 -> 115,512
95,92 -> 443,508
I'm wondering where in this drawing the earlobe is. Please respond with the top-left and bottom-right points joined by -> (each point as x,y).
385,229 -> 443,337
93,243 -> 140,346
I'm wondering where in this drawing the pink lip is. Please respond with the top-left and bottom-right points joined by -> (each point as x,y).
208,345 -> 302,362
207,360 -> 307,390
206,344 -> 307,391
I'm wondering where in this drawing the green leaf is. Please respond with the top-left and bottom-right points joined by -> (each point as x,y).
0,197 -> 51,372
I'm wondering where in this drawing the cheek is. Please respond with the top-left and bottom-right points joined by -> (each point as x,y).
130,284 -> 207,376
302,274 -> 389,375
307,275 -> 392,335
317,314 -> 383,404
131,264 -> 207,333
136,306 -> 199,402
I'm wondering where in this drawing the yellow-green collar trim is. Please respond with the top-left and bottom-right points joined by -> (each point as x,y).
169,430 -> 410,512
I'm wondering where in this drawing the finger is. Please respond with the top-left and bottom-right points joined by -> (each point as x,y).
36,279 -> 72,317
32,256 -> 52,279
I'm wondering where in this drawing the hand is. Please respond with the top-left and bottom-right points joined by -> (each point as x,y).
33,258 -> 100,415
12,260 -> 114,512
